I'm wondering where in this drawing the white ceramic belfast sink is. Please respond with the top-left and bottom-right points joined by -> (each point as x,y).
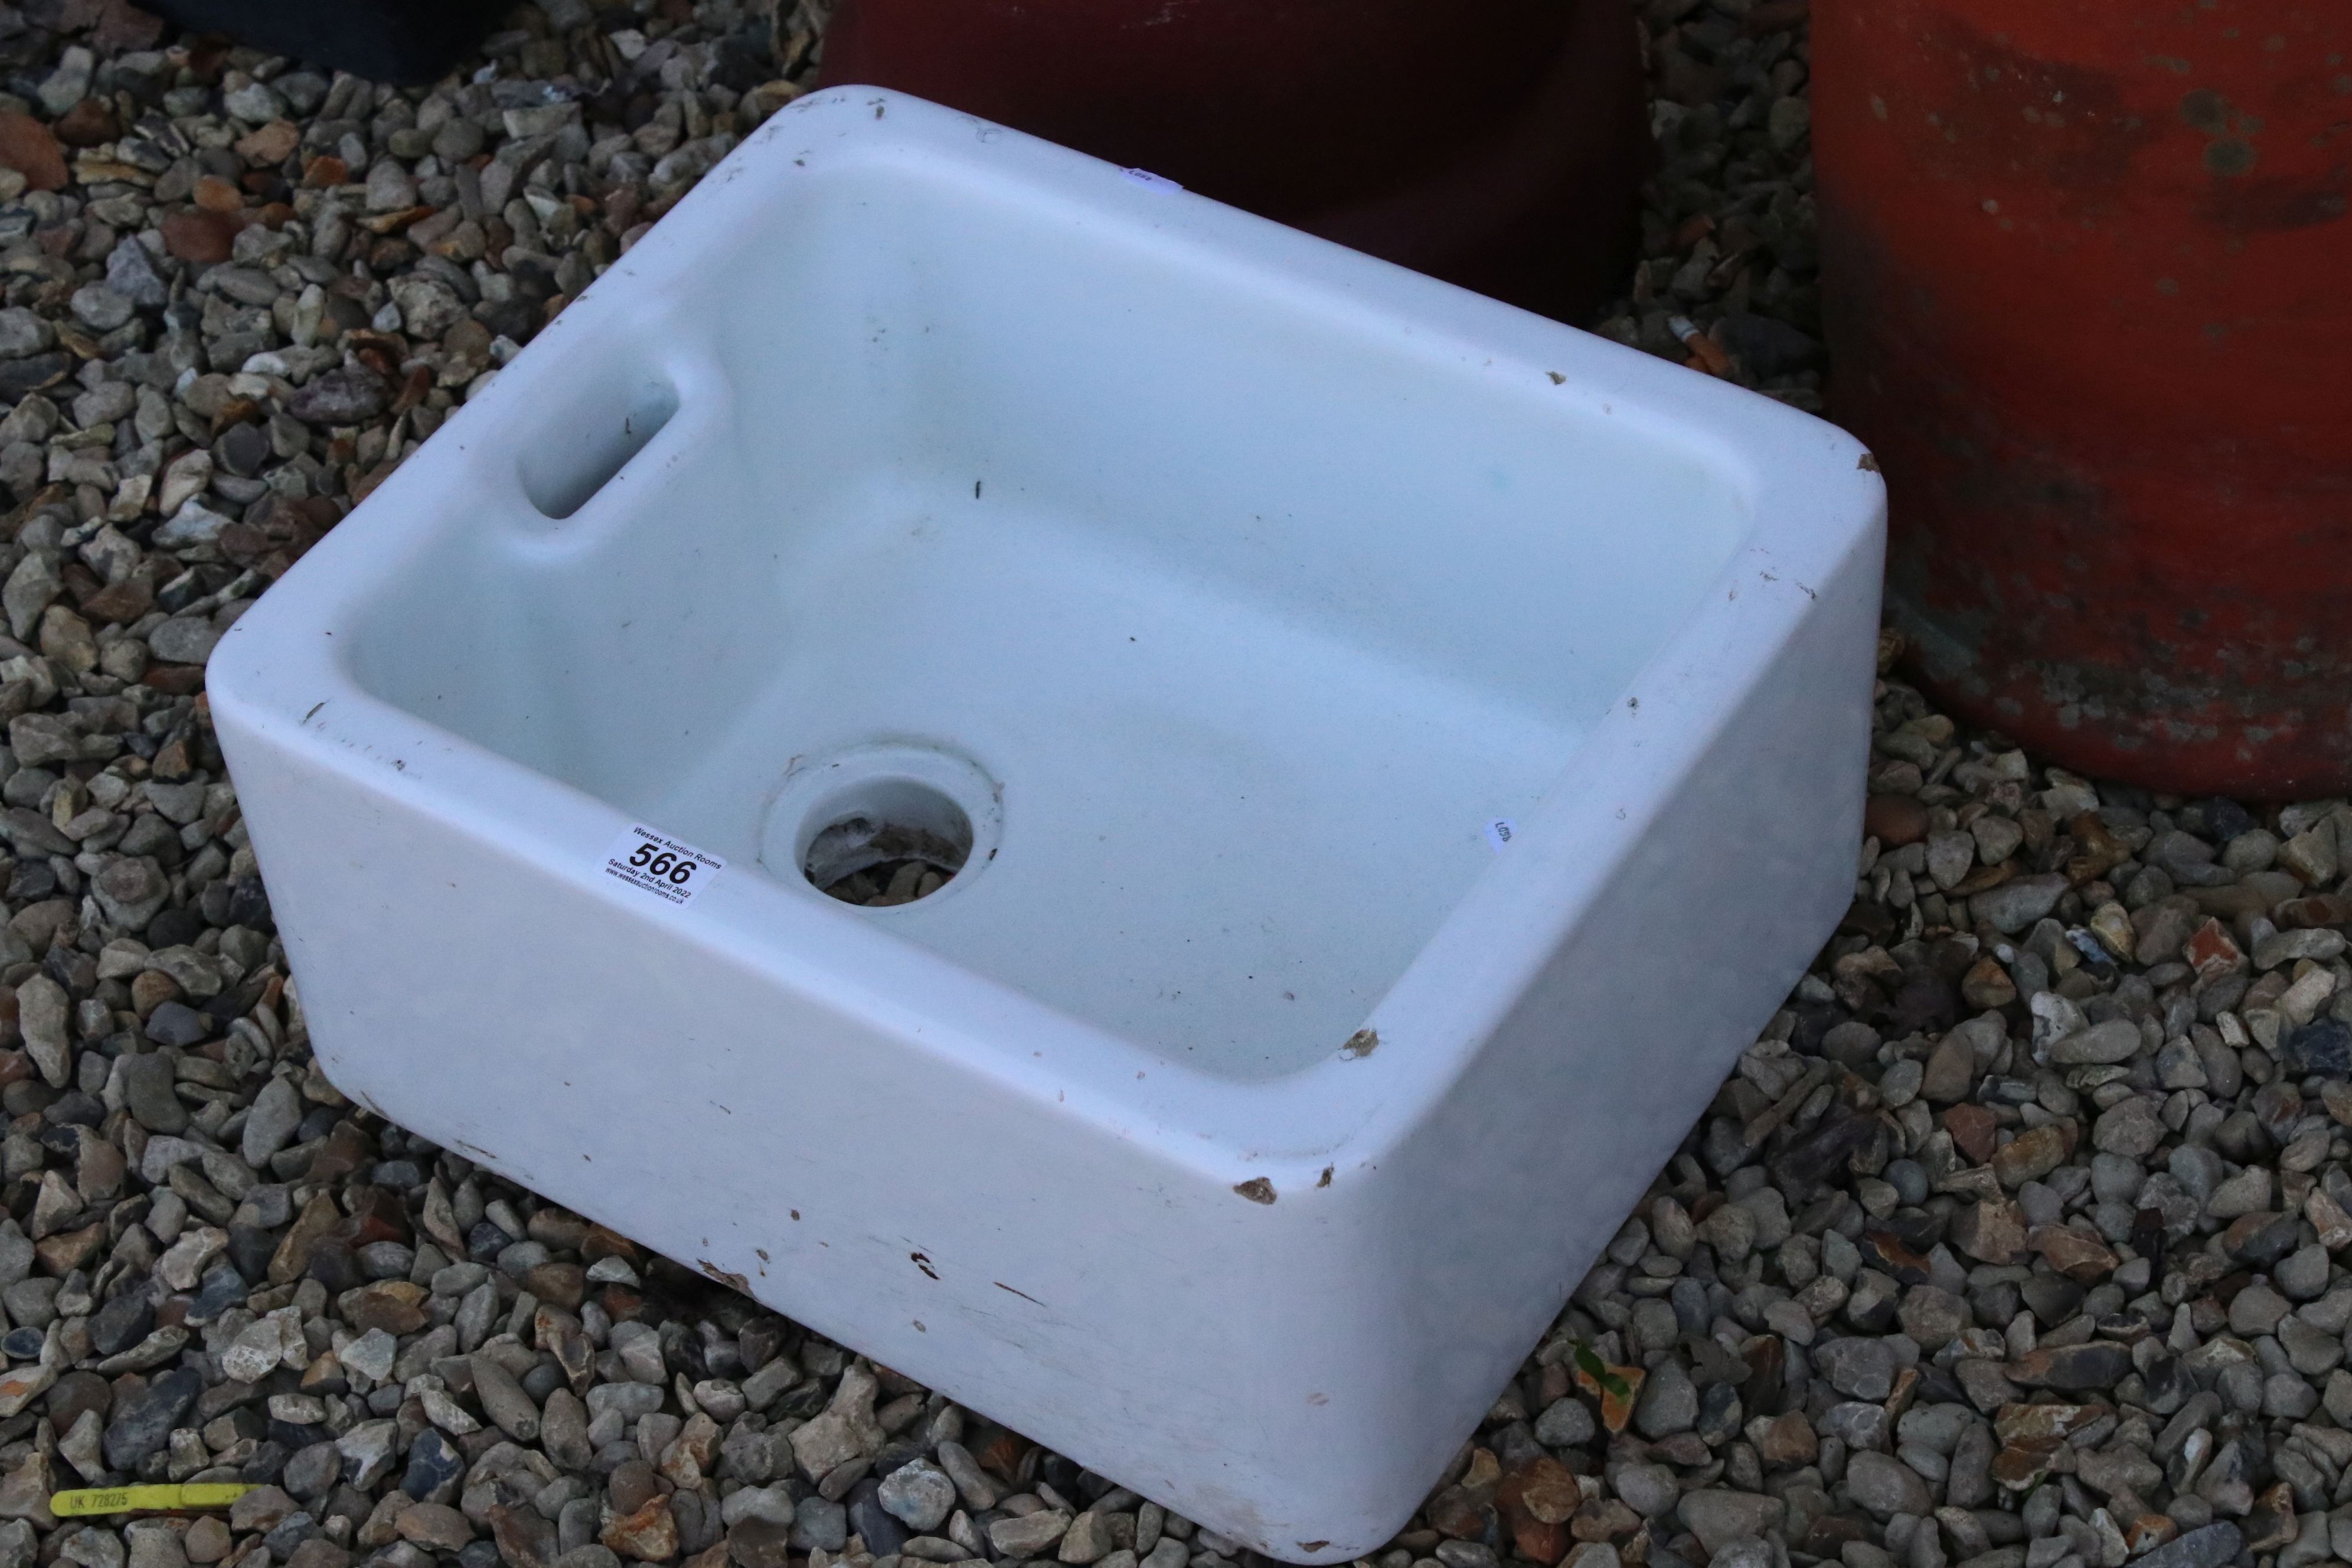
209,88 -> 1885,1562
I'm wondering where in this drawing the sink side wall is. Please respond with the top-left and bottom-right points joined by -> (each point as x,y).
1355,505 -> 1884,1487
343,174 -> 932,819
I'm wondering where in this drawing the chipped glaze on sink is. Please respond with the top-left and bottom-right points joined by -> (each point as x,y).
209,88 -> 1884,1562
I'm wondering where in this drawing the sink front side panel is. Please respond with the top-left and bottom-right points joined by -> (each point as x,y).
210,704 -> 1442,1564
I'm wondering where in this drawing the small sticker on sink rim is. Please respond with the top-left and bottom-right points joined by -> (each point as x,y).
602,824 -> 726,906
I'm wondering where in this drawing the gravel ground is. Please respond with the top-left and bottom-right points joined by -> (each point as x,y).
0,6 -> 2324,1568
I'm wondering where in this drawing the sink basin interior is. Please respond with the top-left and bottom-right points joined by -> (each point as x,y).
348,151 -> 1752,1080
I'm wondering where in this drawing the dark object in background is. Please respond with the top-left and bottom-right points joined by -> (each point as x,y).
135,0 -> 499,83
1813,0 -> 2352,796
820,0 -> 1650,325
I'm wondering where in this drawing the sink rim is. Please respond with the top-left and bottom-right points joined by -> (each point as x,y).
207,86 -> 1883,1185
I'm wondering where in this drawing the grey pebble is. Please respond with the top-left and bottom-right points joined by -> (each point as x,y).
1633,1357 -> 1697,1437
2130,1524 -> 2241,1568
792,1498 -> 849,1553
471,1353 -> 542,1440
1815,1337 -> 1897,1401
878,1459 -> 957,1532
116,1050 -> 187,1132
1843,1451 -> 1932,1518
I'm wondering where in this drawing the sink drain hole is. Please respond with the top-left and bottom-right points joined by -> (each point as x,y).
763,742 -> 1000,908
802,779 -> 972,907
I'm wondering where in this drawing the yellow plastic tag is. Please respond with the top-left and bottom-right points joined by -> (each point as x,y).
50,1484 -> 254,1516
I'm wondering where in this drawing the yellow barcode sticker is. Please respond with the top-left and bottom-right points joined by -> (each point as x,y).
50,1484 -> 253,1516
